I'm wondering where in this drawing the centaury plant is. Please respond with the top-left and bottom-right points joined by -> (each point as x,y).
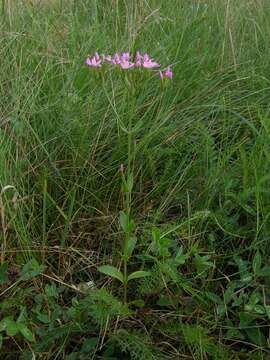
91,51 -> 173,302
1,0 -> 270,358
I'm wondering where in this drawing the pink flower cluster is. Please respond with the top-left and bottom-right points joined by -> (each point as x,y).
85,51 -> 173,80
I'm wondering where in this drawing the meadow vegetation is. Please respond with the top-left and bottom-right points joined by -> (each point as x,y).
0,0 -> 270,358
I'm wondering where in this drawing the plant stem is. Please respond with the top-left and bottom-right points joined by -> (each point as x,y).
123,260 -> 127,303
122,90 -> 136,303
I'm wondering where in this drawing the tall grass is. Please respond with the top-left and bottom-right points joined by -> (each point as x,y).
1,0 -> 270,358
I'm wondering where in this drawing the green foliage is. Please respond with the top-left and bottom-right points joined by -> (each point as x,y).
0,310 -> 35,343
182,325 -> 230,359
1,0 -> 270,358
109,329 -> 164,360
19,259 -> 46,282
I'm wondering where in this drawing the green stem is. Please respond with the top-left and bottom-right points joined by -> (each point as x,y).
123,217 -> 130,304
127,110 -> 132,179
127,89 -> 136,178
42,178 -> 47,262
123,260 -> 127,303
121,86 -> 137,304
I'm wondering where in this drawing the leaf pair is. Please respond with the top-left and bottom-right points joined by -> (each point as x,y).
0,317 -> 34,342
98,265 -> 150,284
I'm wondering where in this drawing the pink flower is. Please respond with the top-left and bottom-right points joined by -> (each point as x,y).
164,66 -> 173,79
119,52 -> 134,69
112,53 -> 121,65
85,53 -> 102,67
103,54 -> 112,62
159,67 -> 173,80
120,60 -> 134,69
143,53 -> 150,62
135,51 -> 143,67
121,52 -> 130,61
142,53 -> 160,68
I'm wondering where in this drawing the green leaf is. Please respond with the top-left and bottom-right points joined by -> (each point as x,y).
98,265 -> 124,283
265,305 -> 270,320
126,237 -> 137,258
253,305 -> 265,314
19,259 -> 46,281
174,247 -> 188,265
0,262 -> 8,285
45,283 -> 58,298
245,328 -> 266,347
81,337 -> 99,353
17,307 -> 27,324
127,271 -> 150,282
135,254 -> 156,262
151,228 -> 161,248
226,327 -> 244,340
37,313 -> 50,324
239,312 -> 254,327
253,251 -> 262,275
0,318 -> 18,336
257,266 -> 270,277
241,273 -> 252,283
5,319 -> 18,336
151,227 -> 172,257
119,211 -> 129,233
0,334 -> 2,349
126,173 -> 134,192
205,292 -> 223,304
17,323 -> 35,342
157,294 -> 175,307
224,282 -> 237,304
217,304 -> 226,317
194,254 -> 214,276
